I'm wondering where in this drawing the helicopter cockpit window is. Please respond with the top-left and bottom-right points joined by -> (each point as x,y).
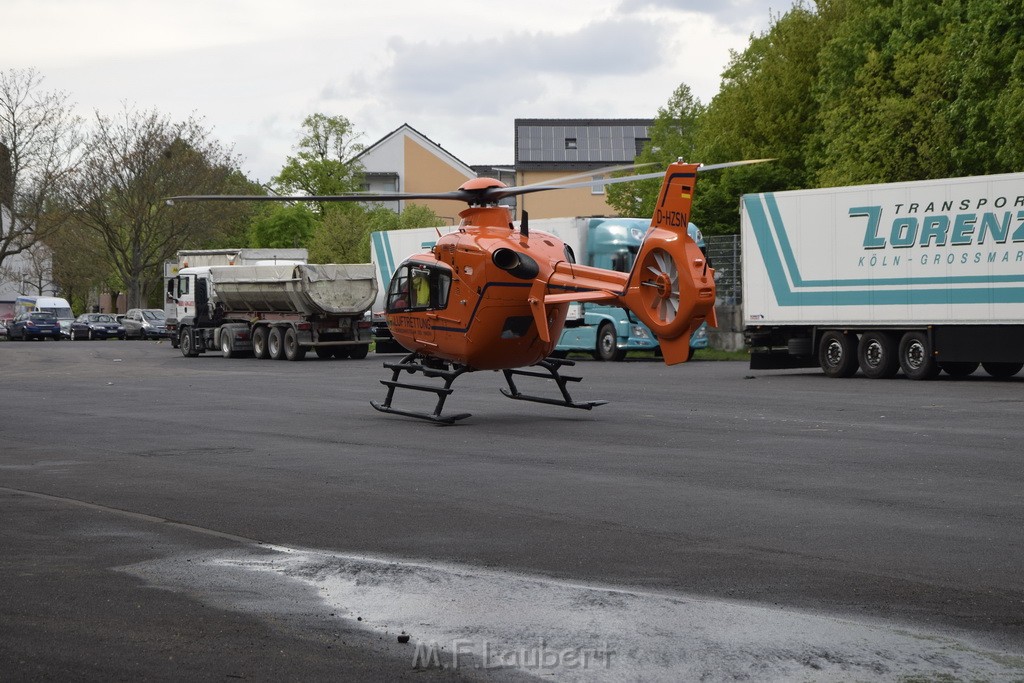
386,265 -> 452,312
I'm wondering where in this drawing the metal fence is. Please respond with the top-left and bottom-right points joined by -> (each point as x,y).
705,234 -> 741,305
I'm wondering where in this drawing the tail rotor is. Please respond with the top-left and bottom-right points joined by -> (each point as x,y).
639,248 -> 681,324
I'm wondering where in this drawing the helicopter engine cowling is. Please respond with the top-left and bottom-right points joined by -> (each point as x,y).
491,248 -> 540,280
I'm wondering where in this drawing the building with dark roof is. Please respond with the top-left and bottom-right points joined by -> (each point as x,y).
513,118 -> 652,219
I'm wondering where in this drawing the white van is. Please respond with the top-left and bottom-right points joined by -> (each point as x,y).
15,295 -> 75,338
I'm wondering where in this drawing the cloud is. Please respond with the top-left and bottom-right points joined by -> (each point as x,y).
338,16 -> 664,119
617,0 -> 787,27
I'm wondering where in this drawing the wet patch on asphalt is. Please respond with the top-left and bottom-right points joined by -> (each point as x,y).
124,544 -> 1024,682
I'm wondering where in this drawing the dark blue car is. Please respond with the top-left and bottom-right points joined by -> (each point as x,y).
70,313 -> 126,340
9,311 -> 62,341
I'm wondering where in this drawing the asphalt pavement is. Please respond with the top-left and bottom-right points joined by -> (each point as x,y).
1,339 -> 1022,681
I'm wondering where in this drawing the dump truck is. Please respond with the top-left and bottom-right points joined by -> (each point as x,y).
742,171 -> 1024,379
163,248 -> 309,346
167,262 -> 377,360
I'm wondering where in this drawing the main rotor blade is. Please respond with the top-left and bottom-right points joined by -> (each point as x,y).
166,189 -> 474,205
516,162 -> 660,189
697,158 -> 775,172
166,159 -> 775,206
486,158 -> 775,200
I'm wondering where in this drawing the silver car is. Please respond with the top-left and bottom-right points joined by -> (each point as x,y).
122,308 -> 171,340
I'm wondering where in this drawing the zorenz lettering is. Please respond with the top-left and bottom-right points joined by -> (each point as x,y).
854,206 -> 1024,248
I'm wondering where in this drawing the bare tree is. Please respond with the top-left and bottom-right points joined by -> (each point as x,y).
0,68 -> 82,272
62,107 -> 253,309
0,240 -> 56,295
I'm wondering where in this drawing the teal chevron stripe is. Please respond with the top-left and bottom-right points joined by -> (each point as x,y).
371,231 -> 396,291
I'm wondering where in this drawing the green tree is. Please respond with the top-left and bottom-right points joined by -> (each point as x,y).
945,0 -> 1024,174
308,203 -> 442,264
606,83 -> 705,217
272,113 -> 366,214
248,203 -> 317,249
693,2 -> 828,233
811,0 -> 957,185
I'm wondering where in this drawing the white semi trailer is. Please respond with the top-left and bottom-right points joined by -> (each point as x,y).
168,262 -> 377,361
742,171 -> 1024,379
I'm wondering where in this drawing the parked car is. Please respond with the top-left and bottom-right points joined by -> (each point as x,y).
9,311 -> 63,340
0,315 -> 13,339
122,308 -> 171,340
69,313 -> 126,340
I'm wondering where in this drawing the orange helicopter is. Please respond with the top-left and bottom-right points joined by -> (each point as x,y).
170,160 -> 763,423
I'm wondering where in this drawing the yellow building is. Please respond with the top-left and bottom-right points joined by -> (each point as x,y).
356,119 -> 652,222
356,124 -> 476,226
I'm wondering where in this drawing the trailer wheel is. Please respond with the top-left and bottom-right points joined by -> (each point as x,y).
594,323 -> 626,362
940,361 -> 978,379
252,326 -> 269,359
268,327 -> 286,360
857,331 -> 899,379
981,361 -> 1023,379
314,346 -> 334,360
179,327 -> 200,358
283,328 -> 306,361
898,331 -> 939,380
220,330 -> 234,358
818,330 -> 857,378
349,344 -> 370,360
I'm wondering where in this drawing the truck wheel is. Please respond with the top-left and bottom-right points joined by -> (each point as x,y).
349,344 -> 370,360
594,323 -> 626,362
818,330 -> 858,378
332,346 -> 352,359
981,361 -> 1023,379
252,326 -> 269,359
857,331 -> 899,379
220,330 -> 234,358
898,331 -> 939,380
268,327 -> 286,360
180,327 -> 200,358
283,328 -> 306,361
314,346 -> 334,360
940,361 -> 978,378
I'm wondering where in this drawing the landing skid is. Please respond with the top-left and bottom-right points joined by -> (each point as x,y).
500,357 -> 608,411
371,354 -> 607,424
371,353 -> 473,425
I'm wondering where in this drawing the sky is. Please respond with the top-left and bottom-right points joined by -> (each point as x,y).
6,0 -> 788,183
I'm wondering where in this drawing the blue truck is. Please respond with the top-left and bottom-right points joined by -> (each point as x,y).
533,217 -> 709,361
369,217 -> 711,360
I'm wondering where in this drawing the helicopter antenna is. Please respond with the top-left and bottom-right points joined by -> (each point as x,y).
520,211 -> 529,238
